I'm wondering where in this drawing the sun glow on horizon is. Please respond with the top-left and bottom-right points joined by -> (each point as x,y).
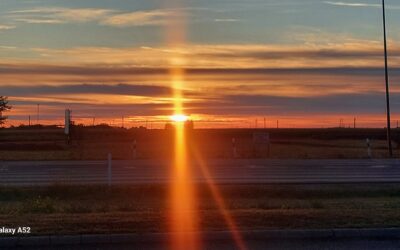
170,114 -> 189,122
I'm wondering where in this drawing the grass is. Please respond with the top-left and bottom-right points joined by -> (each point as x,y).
1,127 -> 400,160
0,138 -> 397,161
1,184 -> 400,235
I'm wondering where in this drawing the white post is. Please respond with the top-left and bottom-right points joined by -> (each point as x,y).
366,139 -> 372,159
108,153 -> 112,186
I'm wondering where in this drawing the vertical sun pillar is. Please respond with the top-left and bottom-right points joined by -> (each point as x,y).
164,1 -> 200,250
170,67 -> 198,250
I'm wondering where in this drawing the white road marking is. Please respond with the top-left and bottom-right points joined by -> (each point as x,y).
369,165 -> 389,169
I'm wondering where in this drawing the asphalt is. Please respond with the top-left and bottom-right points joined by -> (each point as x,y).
1,228 -> 400,249
1,159 -> 400,186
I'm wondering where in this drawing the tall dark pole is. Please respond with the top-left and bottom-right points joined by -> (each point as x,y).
37,104 -> 40,125
382,0 -> 393,157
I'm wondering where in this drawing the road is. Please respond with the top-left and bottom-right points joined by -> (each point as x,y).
4,229 -> 400,250
11,239 -> 400,250
0,159 -> 400,186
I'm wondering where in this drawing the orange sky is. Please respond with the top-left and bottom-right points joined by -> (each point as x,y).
2,1 -> 400,128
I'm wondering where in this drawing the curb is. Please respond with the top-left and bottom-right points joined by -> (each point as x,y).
1,228 -> 400,247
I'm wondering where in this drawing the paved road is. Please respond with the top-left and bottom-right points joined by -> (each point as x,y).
15,239 -> 400,250
7,239 -> 400,250
4,229 -> 400,250
0,159 -> 400,186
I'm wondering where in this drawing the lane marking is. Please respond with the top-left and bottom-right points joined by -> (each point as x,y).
369,165 -> 389,169
247,165 -> 264,169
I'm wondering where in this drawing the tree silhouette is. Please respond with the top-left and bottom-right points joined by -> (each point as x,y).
0,96 -> 11,126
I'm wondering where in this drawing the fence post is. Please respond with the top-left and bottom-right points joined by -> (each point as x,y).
132,140 -> 137,159
108,153 -> 112,186
232,138 -> 238,158
366,139 -> 372,159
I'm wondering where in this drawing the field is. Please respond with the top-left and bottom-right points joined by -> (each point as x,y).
0,184 -> 400,235
0,126 -> 399,160
1,127 -> 399,236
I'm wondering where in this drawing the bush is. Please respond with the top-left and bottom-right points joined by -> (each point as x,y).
20,196 -> 56,214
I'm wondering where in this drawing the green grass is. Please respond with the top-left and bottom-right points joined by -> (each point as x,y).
1,184 -> 400,235
1,127 -> 399,160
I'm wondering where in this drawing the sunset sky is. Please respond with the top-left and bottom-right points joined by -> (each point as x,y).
1,0 -> 400,128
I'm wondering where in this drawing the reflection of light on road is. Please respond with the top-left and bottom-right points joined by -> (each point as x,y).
192,149 -> 248,250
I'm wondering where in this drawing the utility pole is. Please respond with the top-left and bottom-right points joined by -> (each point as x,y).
354,117 -> 356,129
122,116 -> 124,128
382,0 -> 393,157
277,120 -> 279,129
28,115 -> 31,126
264,117 -> 266,129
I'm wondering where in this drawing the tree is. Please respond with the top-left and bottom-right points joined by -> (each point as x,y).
0,96 -> 11,126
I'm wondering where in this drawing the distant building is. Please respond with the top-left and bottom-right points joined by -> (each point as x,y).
185,120 -> 194,130
164,120 -> 194,130
165,122 -> 174,130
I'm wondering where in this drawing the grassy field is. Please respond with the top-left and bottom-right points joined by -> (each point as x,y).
0,126 -> 399,160
1,184 -> 400,235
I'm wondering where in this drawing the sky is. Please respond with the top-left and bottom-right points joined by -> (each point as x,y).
1,0 -> 400,128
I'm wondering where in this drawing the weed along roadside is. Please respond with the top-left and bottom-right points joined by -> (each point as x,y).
0,184 -> 400,235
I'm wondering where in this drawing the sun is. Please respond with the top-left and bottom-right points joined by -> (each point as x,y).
170,114 -> 189,122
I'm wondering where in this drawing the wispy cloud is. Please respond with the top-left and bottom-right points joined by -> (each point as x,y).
323,1 -> 381,8
23,39 -> 393,70
1,83 -> 175,97
101,10 -> 176,27
0,24 -> 15,30
14,18 -> 63,24
0,45 -> 17,50
9,7 -> 114,24
8,7 -> 185,27
7,6 -> 242,28
214,19 -> 239,22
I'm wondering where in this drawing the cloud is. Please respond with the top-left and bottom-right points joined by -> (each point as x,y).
221,93 -> 390,114
1,83 -> 174,97
8,7 -> 185,27
9,7 -> 114,24
101,10 -> 176,27
323,1 -> 381,8
22,39 -> 397,70
214,19 -> 239,22
14,18 -> 63,24
2,40 -> 400,123
0,45 -> 17,50
0,24 -> 15,30
9,90 -> 396,118
323,1 -> 400,10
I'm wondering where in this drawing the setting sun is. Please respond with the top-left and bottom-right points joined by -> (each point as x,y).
170,114 -> 189,122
